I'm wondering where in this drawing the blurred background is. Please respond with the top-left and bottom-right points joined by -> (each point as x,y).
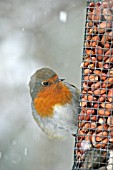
0,0 -> 86,170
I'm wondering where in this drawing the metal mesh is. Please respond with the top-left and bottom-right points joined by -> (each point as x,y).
72,0 -> 113,169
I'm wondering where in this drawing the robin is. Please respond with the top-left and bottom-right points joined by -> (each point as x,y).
29,68 -> 79,139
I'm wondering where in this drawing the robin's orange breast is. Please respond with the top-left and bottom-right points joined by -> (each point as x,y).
33,82 -> 72,118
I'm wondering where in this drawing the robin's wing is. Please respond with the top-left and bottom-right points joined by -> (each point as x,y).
63,82 -> 80,129
68,83 -> 77,88
63,82 -> 80,105
69,83 -> 80,95
67,83 -> 80,100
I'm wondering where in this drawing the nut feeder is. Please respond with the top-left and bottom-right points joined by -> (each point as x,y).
72,0 -> 113,169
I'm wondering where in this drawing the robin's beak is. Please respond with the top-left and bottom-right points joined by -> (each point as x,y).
55,78 -> 65,83
59,78 -> 65,82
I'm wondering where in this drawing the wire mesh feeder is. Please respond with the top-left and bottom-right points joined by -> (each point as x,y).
72,0 -> 113,170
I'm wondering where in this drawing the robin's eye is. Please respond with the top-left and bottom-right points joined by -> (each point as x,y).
41,81 -> 49,86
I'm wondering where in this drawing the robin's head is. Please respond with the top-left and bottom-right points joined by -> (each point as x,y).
29,68 -> 64,100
